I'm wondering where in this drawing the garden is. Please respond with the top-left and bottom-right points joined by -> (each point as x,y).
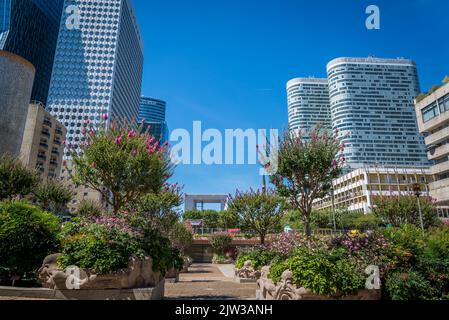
0,116 -> 192,297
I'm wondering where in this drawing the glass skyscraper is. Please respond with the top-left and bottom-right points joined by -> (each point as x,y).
287,78 -> 331,136
0,0 -> 64,105
327,57 -> 430,169
138,97 -> 168,143
47,0 -> 144,157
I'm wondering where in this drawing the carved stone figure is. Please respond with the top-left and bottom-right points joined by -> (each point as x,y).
235,260 -> 258,279
256,266 -> 381,300
38,255 -> 163,290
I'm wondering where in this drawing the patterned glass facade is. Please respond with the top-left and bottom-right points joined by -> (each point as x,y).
287,78 -> 331,136
327,57 -> 430,169
47,0 -> 144,158
0,0 -> 64,105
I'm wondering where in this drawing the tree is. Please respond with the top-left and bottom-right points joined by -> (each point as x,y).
227,189 -> 284,244
134,185 -> 183,236
33,179 -> 73,214
0,155 -> 39,201
69,116 -> 173,214
373,195 -> 439,229
269,127 -> 345,236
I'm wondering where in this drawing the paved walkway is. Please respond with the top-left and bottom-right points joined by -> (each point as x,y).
165,263 -> 257,300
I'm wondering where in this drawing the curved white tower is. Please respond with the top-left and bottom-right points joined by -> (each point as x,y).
327,57 -> 430,169
287,77 -> 331,137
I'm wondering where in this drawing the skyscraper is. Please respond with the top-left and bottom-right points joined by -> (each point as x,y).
326,57 -> 430,169
0,0 -> 64,105
138,97 -> 168,143
47,0 -> 144,157
287,78 -> 331,136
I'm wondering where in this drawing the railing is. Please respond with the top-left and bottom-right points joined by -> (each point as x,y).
192,228 -> 257,236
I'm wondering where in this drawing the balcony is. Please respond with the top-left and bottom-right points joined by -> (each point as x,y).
430,178 -> 449,204
39,143 -> 49,150
428,143 -> 449,161
425,126 -> 449,147
41,130 -> 51,138
55,128 -> 63,136
431,161 -> 449,175
50,160 -> 58,167
51,149 -> 60,156
53,140 -> 62,146
43,119 -> 53,128
37,154 -> 47,161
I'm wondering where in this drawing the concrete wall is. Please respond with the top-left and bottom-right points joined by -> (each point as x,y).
0,50 -> 35,157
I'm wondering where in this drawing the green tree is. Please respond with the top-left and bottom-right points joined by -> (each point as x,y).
69,117 -> 173,214
134,186 -> 182,236
373,195 -> 439,229
33,179 -> 73,214
75,199 -> 103,218
227,189 -> 284,244
0,155 -> 39,201
183,209 -> 221,229
269,127 -> 345,236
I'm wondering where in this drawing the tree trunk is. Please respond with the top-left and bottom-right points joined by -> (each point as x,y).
260,233 -> 266,245
303,214 -> 312,237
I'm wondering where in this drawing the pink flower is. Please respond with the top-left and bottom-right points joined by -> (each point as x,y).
91,161 -> 97,169
127,130 -> 136,138
86,119 -> 90,124
115,135 -> 122,146
81,128 -> 87,136
131,149 -> 138,156
102,113 -> 108,121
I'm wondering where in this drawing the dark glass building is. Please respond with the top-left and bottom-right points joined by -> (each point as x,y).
0,0 -> 64,105
138,97 -> 168,143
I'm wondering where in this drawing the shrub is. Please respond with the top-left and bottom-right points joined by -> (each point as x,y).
0,156 -> 39,201
183,210 -> 221,229
0,201 -> 60,277
168,222 -> 193,253
269,248 -> 365,296
75,200 -> 103,218
212,254 -> 230,264
210,233 -> 232,254
385,270 -> 437,300
235,248 -> 281,270
373,195 -> 440,229
58,223 -> 145,274
340,212 -> 380,231
33,179 -> 73,214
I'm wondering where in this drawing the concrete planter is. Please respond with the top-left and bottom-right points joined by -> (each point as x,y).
0,281 -> 165,300
256,267 -> 381,301
35,254 -> 165,300
234,260 -> 259,283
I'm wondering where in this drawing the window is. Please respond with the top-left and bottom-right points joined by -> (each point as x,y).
422,103 -> 439,122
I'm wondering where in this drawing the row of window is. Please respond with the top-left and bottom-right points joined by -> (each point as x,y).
422,93 -> 449,122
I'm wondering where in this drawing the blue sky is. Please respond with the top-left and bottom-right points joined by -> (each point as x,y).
133,0 -> 449,199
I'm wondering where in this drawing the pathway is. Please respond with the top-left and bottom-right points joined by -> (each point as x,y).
164,263 -> 257,300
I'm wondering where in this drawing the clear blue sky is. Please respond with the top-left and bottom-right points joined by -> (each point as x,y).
133,0 -> 449,198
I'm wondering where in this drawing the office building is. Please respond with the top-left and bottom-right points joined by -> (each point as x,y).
47,0 -> 144,157
313,166 -> 433,214
0,0 -> 64,105
0,50 -> 35,157
138,96 -> 168,142
20,102 -> 67,179
287,78 -> 331,136
327,57 -> 429,169
415,80 -> 449,206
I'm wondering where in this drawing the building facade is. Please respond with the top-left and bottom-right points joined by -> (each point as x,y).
138,96 -> 168,142
47,0 -> 144,158
0,0 -> 64,105
60,161 -> 110,214
313,166 -> 433,214
287,78 -> 331,136
0,50 -> 35,157
326,57 -> 429,170
415,81 -> 449,206
20,102 -> 67,179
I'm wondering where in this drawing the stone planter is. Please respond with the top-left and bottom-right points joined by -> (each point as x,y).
165,267 -> 180,283
37,254 -> 165,300
256,267 -> 381,301
234,260 -> 259,283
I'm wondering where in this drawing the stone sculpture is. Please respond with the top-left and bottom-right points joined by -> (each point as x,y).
234,260 -> 258,279
38,255 -> 163,290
